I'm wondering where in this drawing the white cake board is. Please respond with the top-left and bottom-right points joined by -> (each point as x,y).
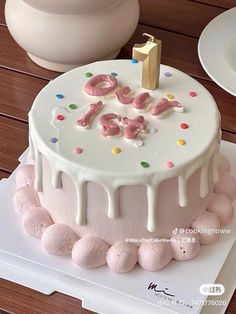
0,141 -> 235,314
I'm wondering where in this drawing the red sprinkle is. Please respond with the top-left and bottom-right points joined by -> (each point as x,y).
56,114 -> 65,121
189,91 -> 197,97
180,123 -> 189,129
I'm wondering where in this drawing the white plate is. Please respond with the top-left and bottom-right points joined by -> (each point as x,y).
198,8 -> 236,96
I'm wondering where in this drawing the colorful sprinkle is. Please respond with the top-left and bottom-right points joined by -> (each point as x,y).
69,104 -> 78,110
50,137 -> 58,144
166,93 -> 175,100
85,72 -> 93,78
164,72 -> 172,77
130,58 -> 138,64
135,140 -> 144,148
111,72 -> 118,77
189,91 -> 198,97
180,123 -> 189,129
141,161 -> 150,168
73,147 -> 83,154
56,93 -> 64,99
112,147 -> 121,154
165,161 -> 174,168
176,139 -> 186,145
56,114 -> 65,121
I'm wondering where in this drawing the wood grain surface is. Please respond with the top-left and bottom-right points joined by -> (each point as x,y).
0,0 -> 235,313
140,0 -> 224,37
192,0 -> 236,9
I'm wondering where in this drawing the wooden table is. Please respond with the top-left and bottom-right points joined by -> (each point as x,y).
0,0 -> 235,313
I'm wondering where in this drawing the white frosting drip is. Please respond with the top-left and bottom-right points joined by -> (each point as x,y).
34,146 -> 43,192
28,134 -> 35,160
75,179 -> 87,225
178,176 -> 189,207
200,161 -> 209,198
29,60 -> 220,233
51,166 -> 62,189
147,185 -> 159,232
213,147 -> 220,184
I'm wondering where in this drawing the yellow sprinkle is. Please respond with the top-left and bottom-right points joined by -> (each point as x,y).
166,93 -> 175,100
176,139 -> 186,145
112,147 -> 121,154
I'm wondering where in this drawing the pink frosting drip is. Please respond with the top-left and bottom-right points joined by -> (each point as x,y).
151,98 -> 183,116
76,101 -> 103,127
115,86 -> 134,104
84,74 -> 118,96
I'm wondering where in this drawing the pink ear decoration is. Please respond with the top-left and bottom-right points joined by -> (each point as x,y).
122,115 -> 146,139
76,101 -> 103,127
84,74 -> 118,96
133,92 -> 150,109
99,113 -> 122,137
115,86 -> 134,104
151,98 -> 184,119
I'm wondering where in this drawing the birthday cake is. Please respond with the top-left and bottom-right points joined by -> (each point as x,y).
13,57 -> 236,272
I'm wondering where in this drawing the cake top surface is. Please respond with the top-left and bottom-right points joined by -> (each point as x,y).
29,60 -> 219,180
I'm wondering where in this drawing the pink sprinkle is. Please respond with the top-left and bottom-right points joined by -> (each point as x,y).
73,147 -> 83,154
56,114 -> 65,121
165,161 -> 174,168
189,91 -> 197,97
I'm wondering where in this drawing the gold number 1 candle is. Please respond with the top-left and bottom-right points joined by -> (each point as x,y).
133,33 -> 162,90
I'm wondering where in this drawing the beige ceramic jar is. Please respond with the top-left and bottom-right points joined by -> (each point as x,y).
5,0 -> 139,71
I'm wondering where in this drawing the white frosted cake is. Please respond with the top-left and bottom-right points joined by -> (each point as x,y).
13,59 -> 236,272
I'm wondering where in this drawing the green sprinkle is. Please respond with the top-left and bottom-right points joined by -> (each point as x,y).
69,104 -> 78,110
141,161 -> 150,168
85,72 -> 93,78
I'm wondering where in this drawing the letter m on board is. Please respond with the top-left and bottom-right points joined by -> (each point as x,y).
148,282 -> 157,290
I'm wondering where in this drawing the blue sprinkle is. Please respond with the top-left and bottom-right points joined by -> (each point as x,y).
111,72 -> 118,77
50,137 -> 58,144
164,72 -> 172,77
130,58 -> 138,64
56,93 -> 64,99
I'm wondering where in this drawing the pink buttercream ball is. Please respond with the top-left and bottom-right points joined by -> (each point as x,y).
191,211 -> 220,244
13,185 -> 40,215
208,193 -> 234,226
219,155 -> 231,175
42,223 -> 79,255
22,207 -> 53,238
138,241 -> 173,271
171,231 -> 200,260
15,164 -> 35,189
107,242 -> 138,272
214,173 -> 236,201
72,237 -> 109,268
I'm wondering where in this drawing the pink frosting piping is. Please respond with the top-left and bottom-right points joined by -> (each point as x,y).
133,92 -> 150,109
76,101 -> 103,127
122,115 -> 146,139
115,86 -> 134,104
151,98 -> 183,116
84,74 -> 118,96
99,113 -> 121,137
